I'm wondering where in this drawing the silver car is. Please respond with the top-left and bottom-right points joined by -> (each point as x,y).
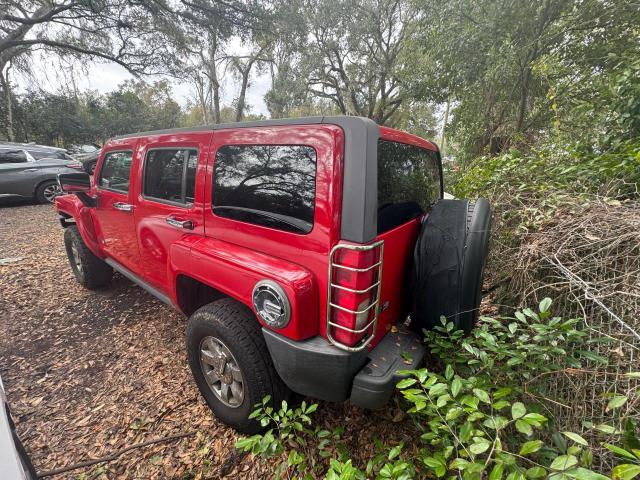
0,143 -> 83,203
0,376 -> 36,479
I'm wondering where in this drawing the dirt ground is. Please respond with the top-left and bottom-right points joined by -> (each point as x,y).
0,199 -> 416,479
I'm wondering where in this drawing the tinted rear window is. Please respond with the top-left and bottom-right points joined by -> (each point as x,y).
377,140 -> 441,233
143,149 -> 198,205
213,145 -> 317,234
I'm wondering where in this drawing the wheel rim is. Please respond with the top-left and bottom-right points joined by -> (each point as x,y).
70,243 -> 83,276
199,336 -> 245,408
43,184 -> 62,203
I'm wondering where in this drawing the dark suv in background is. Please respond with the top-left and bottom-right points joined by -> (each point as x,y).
0,142 -> 83,203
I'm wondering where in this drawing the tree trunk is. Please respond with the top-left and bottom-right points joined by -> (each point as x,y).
441,98 -> 450,156
515,66 -> 530,133
0,66 -> 15,141
234,62 -> 253,122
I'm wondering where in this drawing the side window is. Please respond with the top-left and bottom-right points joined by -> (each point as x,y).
99,151 -> 133,193
213,145 -> 317,234
143,149 -> 198,205
377,140 -> 441,233
0,149 -> 28,164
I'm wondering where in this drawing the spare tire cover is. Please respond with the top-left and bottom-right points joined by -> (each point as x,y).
411,198 -> 491,332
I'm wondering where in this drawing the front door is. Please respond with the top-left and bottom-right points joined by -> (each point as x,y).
133,135 -> 209,293
94,149 -> 141,273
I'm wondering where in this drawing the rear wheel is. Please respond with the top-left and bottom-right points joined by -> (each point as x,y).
36,180 -> 62,204
64,226 -> 113,290
411,198 -> 491,332
186,298 -> 291,433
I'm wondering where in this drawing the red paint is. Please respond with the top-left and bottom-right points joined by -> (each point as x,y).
55,121 -> 438,350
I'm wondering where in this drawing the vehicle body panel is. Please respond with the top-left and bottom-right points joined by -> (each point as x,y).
93,142 -> 141,274
132,133 -> 210,292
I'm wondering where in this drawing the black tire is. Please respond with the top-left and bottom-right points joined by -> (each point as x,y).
64,226 -> 113,290
35,179 -> 62,204
186,298 -> 291,434
412,198 -> 491,333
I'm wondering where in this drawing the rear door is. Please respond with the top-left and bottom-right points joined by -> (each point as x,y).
94,148 -> 141,273
0,149 -> 38,196
132,133 -> 210,293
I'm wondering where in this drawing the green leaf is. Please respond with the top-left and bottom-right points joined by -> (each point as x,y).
525,467 -> 546,478
445,364 -> 454,380
607,395 -> 628,411
473,388 -> 490,403
594,424 -> 621,434
508,323 -> 518,334
565,467 -> 609,479
612,464 -> 640,480
396,378 -> 417,389
520,440 -> 543,455
550,454 -> 578,471
451,377 -> 463,397
624,372 -> 640,379
511,402 -> 526,420
516,419 -> 533,436
539,297 -> 552,313
470,438 -> 491,455
605,444 -> 638,461
562,432 -> 588,446
489,463 -> 504,480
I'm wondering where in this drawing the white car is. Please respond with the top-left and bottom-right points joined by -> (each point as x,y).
0,376 -> 36,479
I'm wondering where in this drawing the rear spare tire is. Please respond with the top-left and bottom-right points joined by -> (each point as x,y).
412,198 -> 491,332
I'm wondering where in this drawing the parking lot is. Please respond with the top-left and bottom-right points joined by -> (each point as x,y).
0,200 -> 413,479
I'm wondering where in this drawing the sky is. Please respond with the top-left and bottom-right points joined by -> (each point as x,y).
15,48 -> 272,117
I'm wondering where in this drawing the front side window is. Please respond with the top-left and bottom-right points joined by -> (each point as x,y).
143,149 -> 198,204
213,145 -> 317,234
99,151 -> 133,193
0,149 -> 27,163
377,140 -> 442,233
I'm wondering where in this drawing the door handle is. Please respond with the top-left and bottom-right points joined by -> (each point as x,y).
166,216 -> 194,230
113,202 -> 134,212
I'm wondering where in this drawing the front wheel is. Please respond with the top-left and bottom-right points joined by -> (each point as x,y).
64,226 -> 113,290
186,298 -> 291,433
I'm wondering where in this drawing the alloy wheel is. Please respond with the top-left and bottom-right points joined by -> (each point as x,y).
199,336 -> 245,408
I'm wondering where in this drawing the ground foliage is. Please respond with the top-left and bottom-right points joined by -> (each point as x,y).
237,300 -> 639,478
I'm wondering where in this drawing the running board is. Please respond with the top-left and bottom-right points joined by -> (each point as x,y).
104,258 -> 173,307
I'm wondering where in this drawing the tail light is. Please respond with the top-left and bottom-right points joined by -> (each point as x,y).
327,241 -> 383,351
66,162 -> 83,169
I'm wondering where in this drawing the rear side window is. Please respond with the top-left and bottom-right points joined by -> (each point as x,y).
213,145 -> 317,234
143,149 -> 198,205
28,150 -> 67,160
0,149 -> 27,163
377,140 -> 441,233
99,151 -> 133,193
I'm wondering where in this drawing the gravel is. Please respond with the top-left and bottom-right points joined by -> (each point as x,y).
0,199 -> 417,479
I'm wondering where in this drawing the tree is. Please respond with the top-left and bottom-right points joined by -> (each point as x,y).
278,0 -> 415,126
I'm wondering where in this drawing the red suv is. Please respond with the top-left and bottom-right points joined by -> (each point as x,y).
55,117 -> 490,433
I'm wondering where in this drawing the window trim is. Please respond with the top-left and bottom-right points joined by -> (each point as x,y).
141,147 -> 199,208
97,149 -> 135,194
211,143 -> 318,235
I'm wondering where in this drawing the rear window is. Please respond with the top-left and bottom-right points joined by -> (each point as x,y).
377,140 -> 441,233
213,145 -> 317,234
29,150 -> 67,160
143,149 -> 198,205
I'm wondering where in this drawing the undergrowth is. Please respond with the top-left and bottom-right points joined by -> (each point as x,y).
236,299 -> 640,479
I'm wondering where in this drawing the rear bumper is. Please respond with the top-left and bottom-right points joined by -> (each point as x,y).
262,324 -> 425,408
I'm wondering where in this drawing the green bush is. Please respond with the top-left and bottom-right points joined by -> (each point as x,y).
236,299 -> 638,479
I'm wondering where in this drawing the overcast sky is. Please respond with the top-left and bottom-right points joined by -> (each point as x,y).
15,48 -> 272,117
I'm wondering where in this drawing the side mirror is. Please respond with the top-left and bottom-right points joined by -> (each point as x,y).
58,172 -> 91,193
57,172 -> 96,207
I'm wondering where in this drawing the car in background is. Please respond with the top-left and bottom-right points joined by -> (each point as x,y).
0,376 -> 37,479
66,143 -> 101,156
0,142 -> 83,203
73,149 -> 101,175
